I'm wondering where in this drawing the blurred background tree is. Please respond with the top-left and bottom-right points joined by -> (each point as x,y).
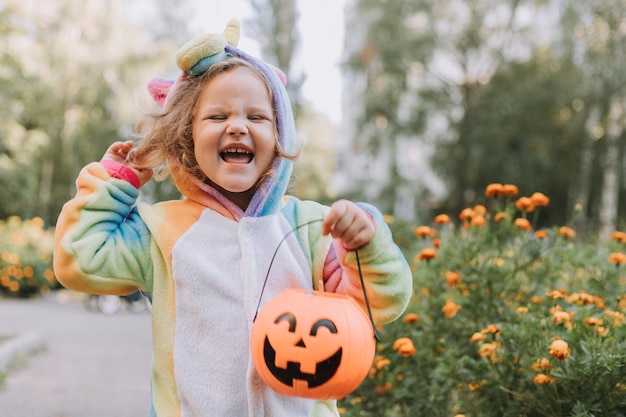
338,0 -> 626,235
0,0 -> 174,225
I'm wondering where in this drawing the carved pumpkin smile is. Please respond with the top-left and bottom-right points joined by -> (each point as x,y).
262,313 -> 343,388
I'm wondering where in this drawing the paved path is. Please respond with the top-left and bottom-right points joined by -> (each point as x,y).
0,292 -> 152,417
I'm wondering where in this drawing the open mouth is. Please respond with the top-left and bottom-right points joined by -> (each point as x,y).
220,148 -> 254,164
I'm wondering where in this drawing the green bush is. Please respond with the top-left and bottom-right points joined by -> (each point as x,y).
340,185 -> 626,417
0,216 -> 59,298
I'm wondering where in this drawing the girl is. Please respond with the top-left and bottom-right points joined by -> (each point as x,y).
54,20 -> 412,417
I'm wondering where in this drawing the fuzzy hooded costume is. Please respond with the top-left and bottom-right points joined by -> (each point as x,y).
53,19 -> 412,417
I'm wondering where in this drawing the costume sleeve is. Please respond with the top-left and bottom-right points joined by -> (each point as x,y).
323,202 -> 413,324
53,162 -> 154,295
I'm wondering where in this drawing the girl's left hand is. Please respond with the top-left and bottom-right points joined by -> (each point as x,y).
322,200 -> 375,250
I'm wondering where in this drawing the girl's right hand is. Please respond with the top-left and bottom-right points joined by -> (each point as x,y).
102,141 -> 153,187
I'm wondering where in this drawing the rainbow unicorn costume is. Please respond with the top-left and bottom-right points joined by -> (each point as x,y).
53,19 -> 412,417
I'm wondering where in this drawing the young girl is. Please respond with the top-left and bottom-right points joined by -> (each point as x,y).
54,20 -> 412,417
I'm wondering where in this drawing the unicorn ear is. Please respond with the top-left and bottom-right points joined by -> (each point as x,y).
270,65 -> 287,86
147,78 -> 175,107
223,18 -> 240,46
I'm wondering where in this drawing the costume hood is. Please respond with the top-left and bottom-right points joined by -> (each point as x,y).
147,19 -> 296,218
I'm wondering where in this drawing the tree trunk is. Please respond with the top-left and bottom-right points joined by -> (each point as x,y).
599,100 -> 624,239
570,106 -> 599,232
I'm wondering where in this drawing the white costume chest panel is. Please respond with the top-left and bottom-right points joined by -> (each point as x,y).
171,209 -> 313,416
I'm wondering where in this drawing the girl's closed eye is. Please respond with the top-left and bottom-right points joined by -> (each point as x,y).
205,114 -> 226,121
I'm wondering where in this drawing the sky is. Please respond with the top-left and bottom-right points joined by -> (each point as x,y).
189,0 -> 346,124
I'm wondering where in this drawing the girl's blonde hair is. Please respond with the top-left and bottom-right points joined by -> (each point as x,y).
132,57 -> 298,183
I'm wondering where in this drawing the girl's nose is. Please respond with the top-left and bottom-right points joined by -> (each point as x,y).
226,117 -> 248,135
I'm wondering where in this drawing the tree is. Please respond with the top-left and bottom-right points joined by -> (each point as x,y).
341,0 -> 626,231
246,0 -> 305,118
340,0 -> 546,219
433,49 -> 588,227
560,0 -> 626,237
0,0 -> 174,224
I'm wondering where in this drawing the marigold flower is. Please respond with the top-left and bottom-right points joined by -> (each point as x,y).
471,215 -> 486,227
393,337 -> 416,357
558,226 -> 576,239
546,289 -> 567,299
444,270 -> 462,286
608,252 -> 626,265
516,306 -> 529,314
553,310 -> 574,328
417,248 -> 437,261
604,310 -> 625,326
597,326 -> 610,336
531,358 -> 552,371
530,192 -> 550,207
442,299 -> 462,318
502,184 -> 519,197
375,381 -> 393,395
610,231 -> 626,243
514,218 -> 532,231
534,230 -> 549,239
434,214 -> 450,225
467,381 -> 481,391
533,373 -> 554,384
592,296 -> 606,309
583,317 -> 603,327
403,313 -> 420,324
469,332 -> 487,343
482,324 -> 501,334
549,339 -> 571,360
494,212 -> 508,222
531,296 -> 543,303
515,197 -> 536,213
485,183 -> 504,198
415,225 -> 437,238
478,342 -> 497,359
432,238 -> 441,248
459,207 -> 474,221
473,205 -> 487,216
374,357 -> 391,369
566,291 -> 595,305
552,311 -> 574,329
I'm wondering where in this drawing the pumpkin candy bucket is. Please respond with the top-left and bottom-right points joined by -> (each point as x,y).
250,288 -> 376,400
250,220 -> 380,400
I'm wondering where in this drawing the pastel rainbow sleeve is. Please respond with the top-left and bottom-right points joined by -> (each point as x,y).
53,162 -> 154,295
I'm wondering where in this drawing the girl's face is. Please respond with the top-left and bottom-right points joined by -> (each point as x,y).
192,66 -> 276,209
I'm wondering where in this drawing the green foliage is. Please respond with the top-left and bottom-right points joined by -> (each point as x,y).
344,0 -> 626,229
0,0 -> 175,224
433,51 -> 589,227
339,187 -> 626,417
0,216 -> 59,298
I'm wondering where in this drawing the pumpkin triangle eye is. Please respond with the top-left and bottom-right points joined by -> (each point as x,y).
274,312 -> 297,332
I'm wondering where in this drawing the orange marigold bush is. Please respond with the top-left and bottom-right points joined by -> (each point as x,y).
341,185 -> 626,417
0,216 -> 59,298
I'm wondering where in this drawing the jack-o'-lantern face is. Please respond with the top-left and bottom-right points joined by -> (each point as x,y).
263,312 -> 342,389
250,289 -> 376,400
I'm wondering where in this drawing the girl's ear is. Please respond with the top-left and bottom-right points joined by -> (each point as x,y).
147,78 -> 175,107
